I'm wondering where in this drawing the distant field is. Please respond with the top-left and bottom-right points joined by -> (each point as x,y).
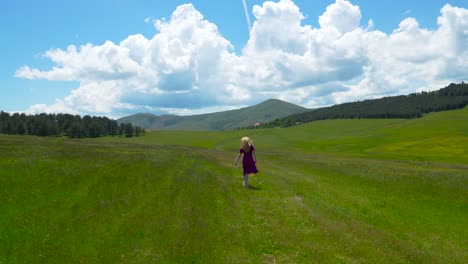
1,108 -> 467,263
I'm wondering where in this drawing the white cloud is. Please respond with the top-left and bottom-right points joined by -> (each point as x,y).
318,0 -> 361,34
15,1 -> 468,117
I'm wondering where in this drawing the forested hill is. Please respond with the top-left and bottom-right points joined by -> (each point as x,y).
258,82 -> 468,128
0,113 -> 145,138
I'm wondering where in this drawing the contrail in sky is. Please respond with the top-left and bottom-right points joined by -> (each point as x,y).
242,0 -> 252,33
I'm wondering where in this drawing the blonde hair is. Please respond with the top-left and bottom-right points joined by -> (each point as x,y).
240,136 -> 252,152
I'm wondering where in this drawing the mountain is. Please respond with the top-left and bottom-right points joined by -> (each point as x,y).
258,82 -> 468,128
118,99 -> 308,130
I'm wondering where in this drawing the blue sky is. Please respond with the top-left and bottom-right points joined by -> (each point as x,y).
1,0 -> 467,117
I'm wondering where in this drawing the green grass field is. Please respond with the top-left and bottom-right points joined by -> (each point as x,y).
1,108 -> 467,263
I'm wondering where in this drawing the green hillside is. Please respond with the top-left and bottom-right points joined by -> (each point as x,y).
259,82 -> 468,128
1,108 -> 466,263
118,99 -> 308,130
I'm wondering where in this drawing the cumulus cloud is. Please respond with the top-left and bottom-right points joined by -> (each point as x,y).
16,0 -> 468,117
318,0 -> 361,34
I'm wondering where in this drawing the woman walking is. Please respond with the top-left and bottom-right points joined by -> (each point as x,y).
234,136 -> 258,188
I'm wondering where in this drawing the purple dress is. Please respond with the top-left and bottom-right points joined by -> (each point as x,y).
240,144 -> 258,175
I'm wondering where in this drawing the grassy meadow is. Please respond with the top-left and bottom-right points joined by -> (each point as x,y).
0,107 -> 467,263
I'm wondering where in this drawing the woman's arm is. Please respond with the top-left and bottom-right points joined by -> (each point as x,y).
253,151 -> 257,163
234,153 -> 242,165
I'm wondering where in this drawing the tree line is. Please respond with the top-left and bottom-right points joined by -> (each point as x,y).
0,112 -> 145,138
254,82 -> 468,129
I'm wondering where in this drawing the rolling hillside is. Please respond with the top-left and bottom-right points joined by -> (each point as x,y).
118,99 -> 308,130
259,82 -> 468,128
1,108 -> 466,262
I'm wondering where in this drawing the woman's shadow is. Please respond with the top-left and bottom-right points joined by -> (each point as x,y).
247,185 -> 261,190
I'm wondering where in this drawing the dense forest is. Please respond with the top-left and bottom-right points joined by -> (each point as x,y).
0,112 -> 145,138
256,82 -> 468,128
